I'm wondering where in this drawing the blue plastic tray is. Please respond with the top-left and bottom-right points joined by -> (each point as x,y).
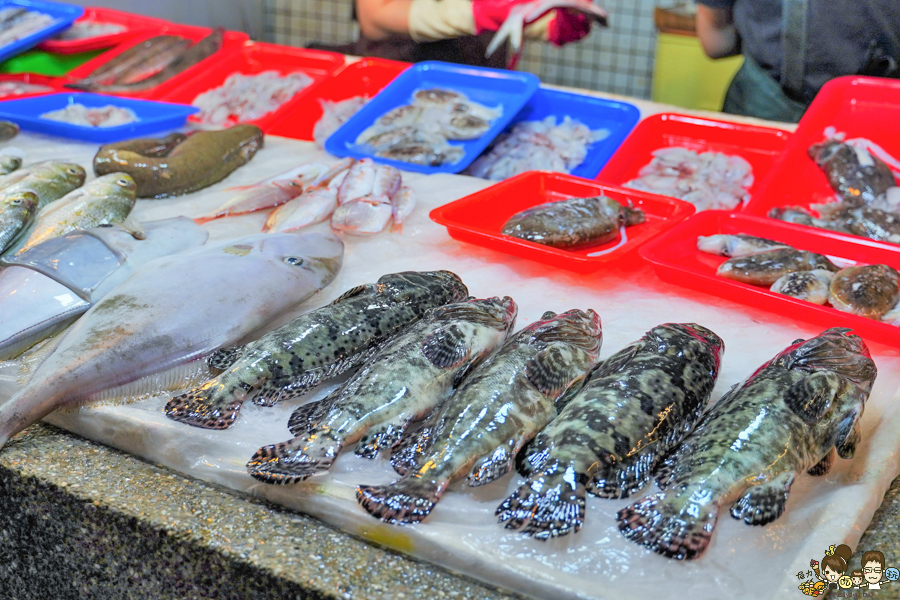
324,60 -> 540,174
502,87 -> 640,179
0,0 -> 83,64
0,92 -> 199,142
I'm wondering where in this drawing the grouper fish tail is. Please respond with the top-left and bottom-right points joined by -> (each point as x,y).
617,491 -> 719,561
356,475 -> 443,525
247,429 -> 344,484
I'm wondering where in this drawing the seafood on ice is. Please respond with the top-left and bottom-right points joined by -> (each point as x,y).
193,70 -> 314,126
313,96 -> 368,147
0,7 -> 58,47
501,196 -> 645,250
618,328 -> 876,560
625,147 -> 753,211
0,80 -> 54,98
247,296 -> 518,484
354,88 -> 501,167
40,103 -> 139,127
358,309 -> 602,525
498,323 -> 723,539
165,271 -> 468,430
465,116 -> 609,180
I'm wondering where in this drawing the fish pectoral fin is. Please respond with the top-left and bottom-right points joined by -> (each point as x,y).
783,371 -> 840,424
589,451 -> 654,500
807,447 -> 836,476
206,344 -> 246,373
117,214 -> 146,240
587,341 -> 642,380
355,417 -> 412,459
836,416 -> 862,459
390,410 -> 442,476
329,283 -> 372,305
467,444 -> 514,487
247,432 -> 343,484
252,375 -> 318,407
525,343 -> 577,398
287,394 -> 340,436
729,471 -> 795,526
452,358 -> 478,389
422,323 -> 471,369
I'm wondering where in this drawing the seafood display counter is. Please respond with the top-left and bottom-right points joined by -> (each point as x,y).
0,93 -> 899,599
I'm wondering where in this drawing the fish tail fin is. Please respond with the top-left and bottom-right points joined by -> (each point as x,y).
617,492 -> 718,561
356,476 -> 442,525
164,379 -> 246,430
588,452 -> 654,500
496,460 -> 586,540
246,430 -> 343,484
193,215 -> 217,225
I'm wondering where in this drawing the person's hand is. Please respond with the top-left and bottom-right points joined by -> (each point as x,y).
523,8 -> 592,45
472,0 -> 540,33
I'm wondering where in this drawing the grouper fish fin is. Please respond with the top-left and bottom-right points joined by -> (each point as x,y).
421,322 -> 472,369
835,411 -> 863,459
390,407 -> 443,476
729,471 -> 795,526
808,447 -> 836,476
354,414 -> 413,459
356,475 -> 442,525
247,428 -> 343,485
526,343 -> 581,398
206,345 -> 247,373
329,283 -> 372,305
617,492 -> 719,561
783,371 -> 840,424
467,443 -> 515,487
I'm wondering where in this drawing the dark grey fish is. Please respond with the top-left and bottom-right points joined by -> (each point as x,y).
497,323 -> 723,539
717,247 -> 839,285
0,153 -> 22,176
770,269 -> 834,305
0,191 -> 37,254
164,271 -> 469,430
357,309 -> 602,525
697,234 -> 790,258
618,328 -> 876,560
413,88 -> 465,107
829,264 -> 900,319
809,140 -> 896,206
502,196 -> 646,250
376,143 -> 462,166
442,113 -> 491,140
246,297 -> 518,484
0,120 -> 18,142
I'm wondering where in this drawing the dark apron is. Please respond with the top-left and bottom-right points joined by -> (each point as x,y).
308,32 -> 507,68
722,0 -> 809,123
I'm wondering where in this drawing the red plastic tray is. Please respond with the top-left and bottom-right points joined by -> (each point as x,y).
158,41 -> 345,131
37,7 -> 170,54
596,113 -> 792,204
639,210 -> 900,347
430,171 -> 696,273
64,27 -> 250,100
267,57 -> 409,141
0,73 -> 64,99
743,76 -> 900,223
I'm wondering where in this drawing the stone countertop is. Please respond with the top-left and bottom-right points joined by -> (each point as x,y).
0,423 -> 521,600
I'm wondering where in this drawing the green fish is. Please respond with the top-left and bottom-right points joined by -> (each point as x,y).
0,191 -> 37,254
0,161 -> 86,209
15,173 -> 138,254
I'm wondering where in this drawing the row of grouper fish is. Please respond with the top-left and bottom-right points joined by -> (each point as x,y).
157,269 -> 876,561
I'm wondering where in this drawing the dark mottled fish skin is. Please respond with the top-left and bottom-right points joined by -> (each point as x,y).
829,264 -> 900,319
618,328 -> 876,561
165,271 -> 469,430
246,297 -> 519,485
770,203 -> 900,243
501,196 -> 645,250
0,120 -> 18,142
357,309 -> 603,525
697,234 -> 790,258
0,191 -> 36,254
717,247 -> 839,286
497,323 -> 724,539
69,35 -> 184,87
809,141 -> 895,206
770,270 -> 833,305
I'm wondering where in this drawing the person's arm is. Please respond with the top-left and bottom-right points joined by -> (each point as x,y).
695,4 -> 740,58
356,0 -> 413,40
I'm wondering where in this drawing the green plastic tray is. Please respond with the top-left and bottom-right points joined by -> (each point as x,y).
0,48 -> 105,76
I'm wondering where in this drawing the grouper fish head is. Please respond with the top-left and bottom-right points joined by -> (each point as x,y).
775,327 -> 877,394
522,308 -> 603,357
653,323 -> 726,371
375,270 -> 469,304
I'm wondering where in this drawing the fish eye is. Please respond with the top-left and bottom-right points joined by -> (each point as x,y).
116,179 -> 129,186
283,256 -> 304,266
11,198 -> 20,205
67,168 -> 78,174
99,224 -> 113,228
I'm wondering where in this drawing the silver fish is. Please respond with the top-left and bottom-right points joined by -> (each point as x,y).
247,297 -> 518,484
337,158 -> 376,205
0,231 -> 344,449
502,196 -> 645,250
829,264 -> 900,319
0,191 -> 37,255
618,328 -> 876,560
717,248 -> 839,286
498,323 -> 724,539
165,271 -> 469,430
0,160 -> 86,210
0,217 -> 208,361
697,234 -> 790,258
0,151 -> 22,175
331,194 -> 393,236
770,269 -> 834,305
357,309 -> 602,525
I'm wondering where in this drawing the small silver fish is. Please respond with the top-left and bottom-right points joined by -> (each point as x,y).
165,271 -> 469,430
331,194 -> 393,236
247,297 -> 518,484
502,196 -> 645,250
717,248 -> 839,286
618,328 -> 876,560
770,269 -> 834,305
498,323 -> 724,539
697,234 -> 790,258
264,186 -> 337,233
357,308 -> 602,525
0,191 -> 37,254
829,264 -> 900,319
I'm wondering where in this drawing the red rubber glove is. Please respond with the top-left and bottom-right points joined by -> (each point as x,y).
472,0 -> 536,34
547,8 -> 592,45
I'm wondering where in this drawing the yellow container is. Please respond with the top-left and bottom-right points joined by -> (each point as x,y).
652,32 -> 743,112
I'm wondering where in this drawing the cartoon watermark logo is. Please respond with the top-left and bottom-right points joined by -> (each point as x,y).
798,545 -> 897,597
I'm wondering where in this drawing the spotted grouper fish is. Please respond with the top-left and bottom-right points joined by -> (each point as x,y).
246,297 -> 519,484
165,271 -> 469,430
617,327 -> 877,560
357,309 -> 602,525
497,323 -> 724,539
